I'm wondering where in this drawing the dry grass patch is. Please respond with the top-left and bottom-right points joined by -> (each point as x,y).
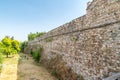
17,54 -> 57,80
0,54 -> 19,80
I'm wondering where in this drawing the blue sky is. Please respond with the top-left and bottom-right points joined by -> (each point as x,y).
0,0 -> 92,41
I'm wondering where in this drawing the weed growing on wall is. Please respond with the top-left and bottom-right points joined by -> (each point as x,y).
71,36 -> 78,41
45,37 -> 53,42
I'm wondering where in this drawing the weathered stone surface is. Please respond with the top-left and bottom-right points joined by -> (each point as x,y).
25,0 -> 120,80
103,73 -> 120,80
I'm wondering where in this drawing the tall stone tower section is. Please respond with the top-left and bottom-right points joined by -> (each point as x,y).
85,0 -> 120,27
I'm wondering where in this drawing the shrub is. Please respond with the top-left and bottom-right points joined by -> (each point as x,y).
32,47 -> 42,62
71,36 -> 78,41
33,51 -> 39,62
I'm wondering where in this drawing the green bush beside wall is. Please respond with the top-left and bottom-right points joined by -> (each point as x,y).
32,47 -> 42,62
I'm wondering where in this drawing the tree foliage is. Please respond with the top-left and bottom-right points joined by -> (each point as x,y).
20,41 -> 28,53
0,36 -> 20,57
11,40 -> 20,54
2,36 -> 11,47
28,32 -> 46,41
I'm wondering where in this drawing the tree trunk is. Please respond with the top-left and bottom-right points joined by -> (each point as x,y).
6,53 -> 8,58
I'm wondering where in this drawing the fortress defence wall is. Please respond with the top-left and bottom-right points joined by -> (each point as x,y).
25,0 -> 120,80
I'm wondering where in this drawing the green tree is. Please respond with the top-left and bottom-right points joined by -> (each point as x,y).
0,42 -> 3,52
37,32 -> 46,37
11,40 -> 20,54
1,36 -> 11,47
20,41 -> 28,53
1,36 -> 20,57
1,36 -> 11,57
28,32 -> 36,41
28,32 -> 46,41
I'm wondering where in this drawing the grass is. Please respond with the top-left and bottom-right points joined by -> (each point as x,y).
4,55 -> 19,64
0,53 -> 4,73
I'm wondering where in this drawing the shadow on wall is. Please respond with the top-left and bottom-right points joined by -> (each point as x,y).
41,53 -> 84,80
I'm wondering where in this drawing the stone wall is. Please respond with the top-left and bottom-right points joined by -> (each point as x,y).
25,0 -> 120,80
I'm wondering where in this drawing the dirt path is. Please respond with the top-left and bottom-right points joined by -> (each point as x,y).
17,54 -> 57,80
0,54 -> 57,80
